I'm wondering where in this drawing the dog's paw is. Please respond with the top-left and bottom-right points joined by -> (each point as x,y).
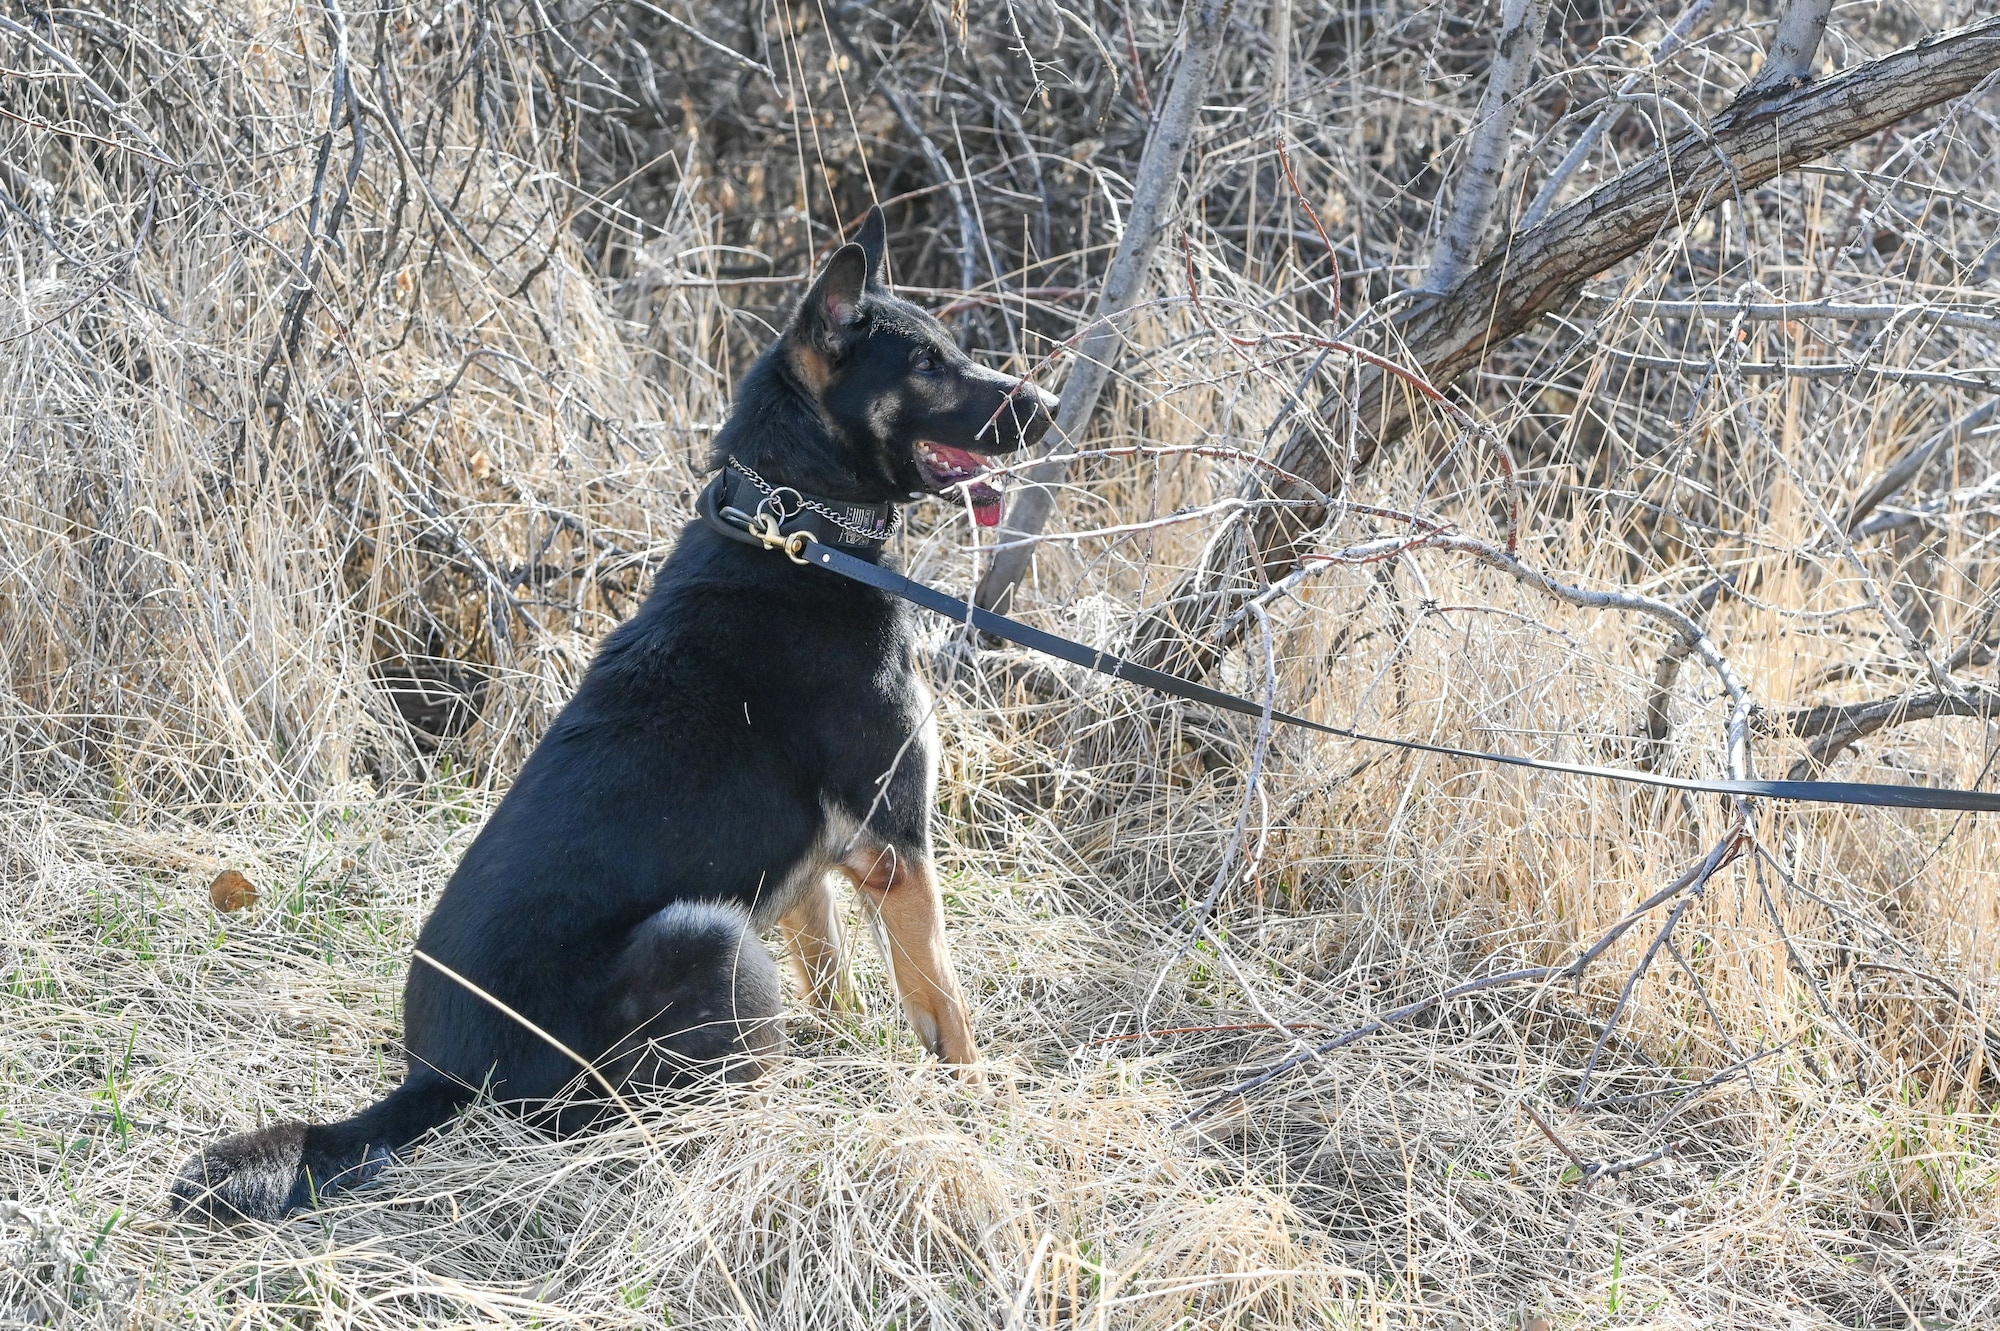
169,1123 -> 308,1223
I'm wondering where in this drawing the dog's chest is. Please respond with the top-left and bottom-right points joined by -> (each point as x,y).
748,667 -> 938,932
785,605 -> 931,773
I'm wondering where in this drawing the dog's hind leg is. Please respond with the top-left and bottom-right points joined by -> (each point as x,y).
840,842 -> 979,1069
597,900 -> 784,1102
779,874 -> 853,1011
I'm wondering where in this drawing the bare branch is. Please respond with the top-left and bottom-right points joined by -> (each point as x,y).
973,0 -> 1238,612
1573,294 -> 2000,339
1521,0 -> 1712,228
1642,577 -> 1731,771
1421,0 -> 1552,292
1841,400 -> 2000,536
1775,685 -> 2000,778
829,28 -> 980,297
1746,0 -> 1835,96
1130,13 -> 2000,677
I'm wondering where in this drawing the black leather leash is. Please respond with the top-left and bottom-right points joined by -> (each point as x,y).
699,475 -> 2000,814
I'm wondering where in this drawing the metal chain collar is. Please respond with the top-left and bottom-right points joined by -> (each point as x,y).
726,456 -> 900,544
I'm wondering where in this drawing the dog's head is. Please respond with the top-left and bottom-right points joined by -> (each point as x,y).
731,206 -> 1058,526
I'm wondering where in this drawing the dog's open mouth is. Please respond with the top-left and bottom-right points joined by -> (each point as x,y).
916,442 -> 1005,527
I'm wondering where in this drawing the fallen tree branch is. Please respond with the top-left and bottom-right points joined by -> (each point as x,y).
1127,14 -> 2000,678
1841,400 -> 2000,535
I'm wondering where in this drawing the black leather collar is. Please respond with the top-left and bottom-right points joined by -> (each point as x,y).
703,464 -> 898,554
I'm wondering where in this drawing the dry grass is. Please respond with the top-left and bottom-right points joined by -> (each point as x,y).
5,0 -> 2000,1326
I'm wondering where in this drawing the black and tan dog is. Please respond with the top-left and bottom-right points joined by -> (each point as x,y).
171,207 -> 1056,1222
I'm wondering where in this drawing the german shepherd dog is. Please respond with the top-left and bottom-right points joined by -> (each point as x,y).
171,207 -> 1057,1222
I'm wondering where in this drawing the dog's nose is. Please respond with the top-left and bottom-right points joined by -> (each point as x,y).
1005,382 -> 1059,449
1008,381 -> 1058,427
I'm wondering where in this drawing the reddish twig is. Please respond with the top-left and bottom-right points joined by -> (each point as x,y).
1120,0 -> 1153,112
1275,135 -> 1340,329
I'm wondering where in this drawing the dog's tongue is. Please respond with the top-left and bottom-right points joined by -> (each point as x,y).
926,443 -> 1005,527
927,442 -> 986,474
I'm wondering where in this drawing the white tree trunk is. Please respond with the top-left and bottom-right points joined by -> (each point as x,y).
973,0 -> 1238,613
1420,0 -> 1551,293
1749,0 -> 1834,94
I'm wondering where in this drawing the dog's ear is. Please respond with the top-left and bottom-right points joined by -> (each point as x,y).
795,242 -> 869,348
855,205 -> 890,290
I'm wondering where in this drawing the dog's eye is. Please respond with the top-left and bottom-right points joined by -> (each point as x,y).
912,351 -> 939,374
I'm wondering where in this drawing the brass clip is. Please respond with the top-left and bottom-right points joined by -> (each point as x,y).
746,511 -> 816,565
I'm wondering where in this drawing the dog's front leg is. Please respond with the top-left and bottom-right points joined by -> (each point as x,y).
840,843 -> 979,1069
779,874 -> 854,1012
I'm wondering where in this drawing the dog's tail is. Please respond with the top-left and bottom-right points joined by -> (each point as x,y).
170,1071 -> 470,1222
